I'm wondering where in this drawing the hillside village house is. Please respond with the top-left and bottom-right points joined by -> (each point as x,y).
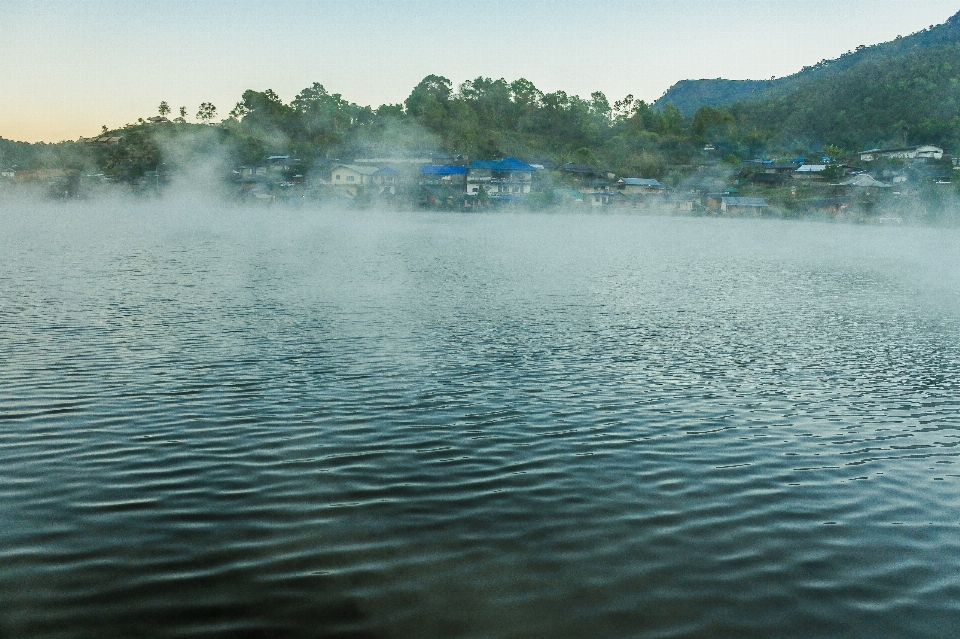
420,165 -> 468,187
331,164 -> 379,196
793,164 -> 828,179
858,145 -> 944,162
617,177 -> 665,195
747,162 -> 798,185
466,158 -> 536,196
585,191 -> 615,206
838,174 -> 892,189
372,167 -> 400,194
721,196 -> 769,215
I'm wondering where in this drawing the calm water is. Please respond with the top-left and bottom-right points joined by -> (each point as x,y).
2,203 -> 960,639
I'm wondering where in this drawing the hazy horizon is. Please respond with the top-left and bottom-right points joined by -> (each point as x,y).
2,0 -> 959,144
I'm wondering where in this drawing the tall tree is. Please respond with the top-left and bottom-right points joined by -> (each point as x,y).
196,102 -> 218,124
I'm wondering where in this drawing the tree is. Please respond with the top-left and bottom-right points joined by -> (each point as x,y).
613,95 -> 635,121
821,163 -> 845,180
589,91 -> 611,120
196,102 -> 218,124
405,75 -> 454,131
291,83 -> 354,145
691,105 -> 735,141
158,101 -> 170,117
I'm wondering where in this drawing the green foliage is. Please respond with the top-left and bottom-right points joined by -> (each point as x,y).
196,102 -> 217,124
698,12 -> 960,152
654,79 -> 783,116
691,106 -> 735,142
18,13 -> 960,194
95,126 -> 161,182
821,163 -> 845,181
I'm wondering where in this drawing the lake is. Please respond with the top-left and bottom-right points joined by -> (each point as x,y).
2,203 -> 959,638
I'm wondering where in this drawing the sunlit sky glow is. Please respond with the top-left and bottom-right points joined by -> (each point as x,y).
2,0 -> 958,142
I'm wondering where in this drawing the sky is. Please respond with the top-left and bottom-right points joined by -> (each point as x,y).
2,0 -> 959,143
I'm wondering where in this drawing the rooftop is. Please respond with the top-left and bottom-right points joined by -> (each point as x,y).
620,177 -> 664,187
421,165 -> 467,176
469,158 -> 536,172
722,197 -> 768,207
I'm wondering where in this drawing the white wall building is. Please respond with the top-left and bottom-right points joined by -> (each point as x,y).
859,145 -> 943,162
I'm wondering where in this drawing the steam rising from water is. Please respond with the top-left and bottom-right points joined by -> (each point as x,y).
2,203 -> 960,638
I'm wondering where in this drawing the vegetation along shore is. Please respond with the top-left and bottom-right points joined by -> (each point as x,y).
5,12 -> 960,221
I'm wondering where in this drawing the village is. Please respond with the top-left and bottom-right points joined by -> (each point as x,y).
223,141 -> 957,219
2,127 -> 957,220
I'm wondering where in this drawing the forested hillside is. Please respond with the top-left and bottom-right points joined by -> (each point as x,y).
653,79 -> 783,117
655,10 -> 960,150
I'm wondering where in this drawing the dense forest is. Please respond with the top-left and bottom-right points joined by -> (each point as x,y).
657,11 -> 960,152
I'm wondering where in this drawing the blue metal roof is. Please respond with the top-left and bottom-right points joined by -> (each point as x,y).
621,177 -> 663,187
469,158 -> 536,172
420,165 -> 467,175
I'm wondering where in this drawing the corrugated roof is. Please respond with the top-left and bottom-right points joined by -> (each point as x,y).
722,197 -> 768,207
839,174 -> 891,188
560,163 -> 597,174
338,164 -> 380,175
796,164 -> 827,172
469,158 -> 536,172
421,165 -> 467,175
621,177 -> 664,187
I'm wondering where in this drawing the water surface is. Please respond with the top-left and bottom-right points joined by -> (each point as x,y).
2,204 -> 960,638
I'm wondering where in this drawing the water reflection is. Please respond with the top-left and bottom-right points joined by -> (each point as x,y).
1,205 -> 959,638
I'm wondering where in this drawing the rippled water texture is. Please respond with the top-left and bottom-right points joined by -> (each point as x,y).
2,203 -> 960,639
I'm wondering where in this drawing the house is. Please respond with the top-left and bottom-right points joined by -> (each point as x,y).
146,116 -> 172,125
1,166 -> 17,178
586,178 -> 616,193
420,164 -> 467,186
793,164 -> 827,179
559,163 -> 601,183
618,177 -> 665,195
721,196 -> 769,215
80,135 -> 122,145
467,158 -> 536,197
430,153 -> 468,166
747,162 -> 798,185
705,190 -> 739,211
331,164 -> 380,196
838,174 -> 892,188
858,145 -> 944,162
372,166 -> 401,194
354,157 -> 432,174
584,191 -> 615,207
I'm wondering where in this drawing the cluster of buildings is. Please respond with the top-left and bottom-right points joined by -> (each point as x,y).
233,153 -> 697,210
741,144 -> 951,189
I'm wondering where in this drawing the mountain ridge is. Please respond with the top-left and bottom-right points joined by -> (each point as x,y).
654,11 -> 960,118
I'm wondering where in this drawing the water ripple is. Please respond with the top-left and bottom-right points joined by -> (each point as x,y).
2,208 -> 960,638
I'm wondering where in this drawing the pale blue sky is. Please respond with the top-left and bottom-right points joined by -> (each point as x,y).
2,0 -> 958,142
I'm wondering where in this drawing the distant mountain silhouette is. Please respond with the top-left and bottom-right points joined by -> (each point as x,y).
655,10 -> 960,149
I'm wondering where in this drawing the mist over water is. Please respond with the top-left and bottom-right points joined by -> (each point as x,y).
2,202 -> 960,639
